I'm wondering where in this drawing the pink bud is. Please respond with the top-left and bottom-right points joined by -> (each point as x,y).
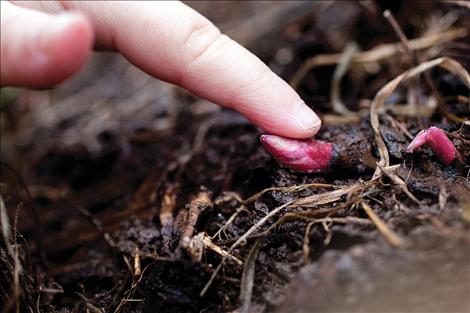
405,127 -> 458,165
260,134 -> 335,173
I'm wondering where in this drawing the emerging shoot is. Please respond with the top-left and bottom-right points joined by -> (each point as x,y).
405,127 -> 459,165
260,134 -> 335,173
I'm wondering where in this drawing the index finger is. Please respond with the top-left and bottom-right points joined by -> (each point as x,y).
14,1 -> 321,138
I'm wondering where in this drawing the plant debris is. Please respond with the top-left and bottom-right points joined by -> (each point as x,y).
405,126 -> 462,165
1,2 -> 469,313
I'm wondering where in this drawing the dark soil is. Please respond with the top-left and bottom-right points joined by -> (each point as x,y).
1,1 -> 469,313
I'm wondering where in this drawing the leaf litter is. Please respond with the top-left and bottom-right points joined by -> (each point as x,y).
1,2 -> 470,312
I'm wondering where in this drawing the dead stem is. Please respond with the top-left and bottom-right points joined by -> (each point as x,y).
457,95 -> 469,105
77,293 -> 104,313
201,180 -> 379,296
113,265 -> 150,313
444,0 -> 470,10
0,195 -> 12,256
212,206 -> 249,241
385,103 -> 436,119
0,162 -> 47,267
178,193 -> 243,265
202,233 -> 243,265
370,57 -> 470,178
301,216 -> 371,262
383,10 -> 417,61
133,247 -> 141,276
218,204 -> 351,246
439,109 -> 469,123
438,182 -> 449,211
384,9 -> 427,126
385,9 -> 467,126
269,214 -> 371,241
178,191 -> 212,250
78,205 -> 117,250
361,201 -> 403,247
302,221 -> 316,263
241,183 -> 335,205
0,196 -> 24,313
383,115 -> 414,139
330,41 -> 359,115
239,239 -> 261,313
289,182 -> 368,207
322,113 -> 365,125
159,183 -> 179,253
158,120 -> 214,249
391,195 -> 411,214
187,232 -> 243,265
377,164 -> 420,205
289,28 -> 467,89
177,117 -> 214,168
200,200 -> 294,297
237,205 -> 350,244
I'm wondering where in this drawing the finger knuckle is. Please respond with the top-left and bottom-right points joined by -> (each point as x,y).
181,22 -> 222,71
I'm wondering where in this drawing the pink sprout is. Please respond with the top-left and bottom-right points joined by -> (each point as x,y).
260,134 -> 334,173
405,127 -> 458,165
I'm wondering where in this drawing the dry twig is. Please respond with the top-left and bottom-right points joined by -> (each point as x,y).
201,179 -> 381,296
330,42 -> 360,115
200,200 -> 293,297
290,182 -> 367,207
212,206 -> 249,241
241,183 -> 335,205
361,201 -> 403,247
178,191 -> 212,250
290,28 -> 467,89
377,164 -> 420,205
187,232 -> 243,265
239,239 -> 261,313
78,206 -> 117,250
0,198 -> 24,313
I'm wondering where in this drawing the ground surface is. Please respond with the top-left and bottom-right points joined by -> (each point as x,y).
1,1 -> 469,313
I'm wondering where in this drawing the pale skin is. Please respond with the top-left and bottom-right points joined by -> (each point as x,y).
0,1 -> 321,138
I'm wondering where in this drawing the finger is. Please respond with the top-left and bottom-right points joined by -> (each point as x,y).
0,1 -> 93,88
12,1 -> 320,138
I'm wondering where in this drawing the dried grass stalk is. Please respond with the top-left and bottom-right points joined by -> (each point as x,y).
361,201 -> 403,247
239,239 -> 261,313
290,28 -> 468,89
371,57 -> 470,178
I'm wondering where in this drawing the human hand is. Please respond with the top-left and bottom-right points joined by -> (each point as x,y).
0,1 -> 321,138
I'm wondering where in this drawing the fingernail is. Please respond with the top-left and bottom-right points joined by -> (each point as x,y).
294,100 -> 321,132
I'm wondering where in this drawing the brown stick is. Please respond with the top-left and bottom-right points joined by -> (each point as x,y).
361,201 -> 403,247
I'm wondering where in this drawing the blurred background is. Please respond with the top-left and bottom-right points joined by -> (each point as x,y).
1,1 -> 469,313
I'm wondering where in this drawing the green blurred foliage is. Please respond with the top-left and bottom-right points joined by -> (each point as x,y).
0,87 -> 21,110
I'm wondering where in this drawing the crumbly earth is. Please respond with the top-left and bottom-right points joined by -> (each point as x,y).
1,1 -> 469,313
